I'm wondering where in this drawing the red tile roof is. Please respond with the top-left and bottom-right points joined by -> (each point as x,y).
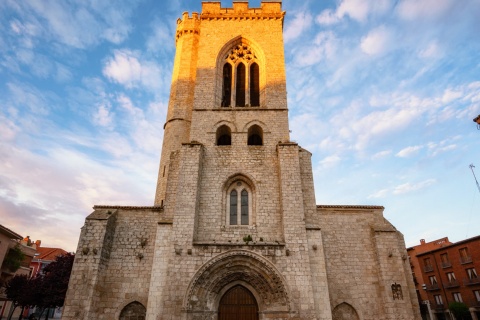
34,247 -> 68,261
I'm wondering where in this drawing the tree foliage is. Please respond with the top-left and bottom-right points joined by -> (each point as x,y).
2,245 -> 25,272
4,253 -> 75,320
448,301 -> 472,320
39,253 -> 75,309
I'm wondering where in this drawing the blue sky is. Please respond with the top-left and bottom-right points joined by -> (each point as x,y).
1,0 -> 479,252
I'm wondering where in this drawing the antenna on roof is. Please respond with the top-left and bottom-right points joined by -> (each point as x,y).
469,164 -> 480,195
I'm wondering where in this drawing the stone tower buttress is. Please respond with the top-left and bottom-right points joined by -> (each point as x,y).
154,13 -> 200,206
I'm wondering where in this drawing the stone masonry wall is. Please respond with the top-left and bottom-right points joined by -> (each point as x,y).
317,206 -> 421,320
62,207 -> 160,320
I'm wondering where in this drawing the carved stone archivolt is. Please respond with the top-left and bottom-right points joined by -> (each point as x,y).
184,250 -> 290,313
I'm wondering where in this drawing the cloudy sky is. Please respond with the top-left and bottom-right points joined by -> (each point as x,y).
1,0 -> 479,252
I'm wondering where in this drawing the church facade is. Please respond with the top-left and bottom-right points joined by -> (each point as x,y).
62,2 -> 421,320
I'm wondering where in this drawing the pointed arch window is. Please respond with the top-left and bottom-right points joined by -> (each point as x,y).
226,180 -> 253,226
222,64 -> 232,107
221,43 -> 260,107
236,63 -> 246,107
250,63 -> 260,107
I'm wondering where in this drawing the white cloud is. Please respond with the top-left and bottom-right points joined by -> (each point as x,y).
360,25 -> 393,56
396,0 -> 455,21
318,155 -> 341,169
368,188 -> 389,199
316,0 -> 392,25
103,50 -> 163,91
419,41 -> 442,59
393,179 -> 436,195
372,150 -> 392,160
295,31 -> 337,66
284,11 -> 313,43
93,103 -> 114,127
396,145 -> 423,158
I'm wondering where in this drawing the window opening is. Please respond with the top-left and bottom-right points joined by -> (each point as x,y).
247,125 -> 263,146
250,63 -> 260,106
222,43 -> 260,107
236,63 -> 246,107
230,190 -> 238,225
222,63 -> 232,107
241,189 -> 248,225
434,295 -> 443,306
217,125 -> 232,146
453,292 -> 463,303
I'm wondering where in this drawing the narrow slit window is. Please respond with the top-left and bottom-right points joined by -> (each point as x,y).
236,63 -> 246,107
222,63 -> 232,107
230,190 -> 237,225
250,63 -> 260,106
241,189 -> 248,225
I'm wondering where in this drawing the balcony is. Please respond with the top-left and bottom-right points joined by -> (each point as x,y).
443,280 -> 460,289
463,277 -> 480,286
425,283 -> 440,291
433,303 -> 445,311
424,265 -> 434,273
460,256 -> 473,264
441,261 -> 452,268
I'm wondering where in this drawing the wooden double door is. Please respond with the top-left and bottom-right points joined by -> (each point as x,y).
218,285 -> 259,320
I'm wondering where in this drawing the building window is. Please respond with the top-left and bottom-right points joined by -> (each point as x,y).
467,268 -> 478,279
221,64 -> 232,107
434,295 -> 443,306
247,125 -> 263,146
474,290 -> 480,302
429,275 -> 437,285
217,125 -> 232,146
459,247 -> 472,264
250,63 -> 260,106
440,253 -> 451,268
446,272 -> 456,283
424,258 -> 433,272
221,43 -> 260,107
226,180 -> 252,226
453,292 -> 463,303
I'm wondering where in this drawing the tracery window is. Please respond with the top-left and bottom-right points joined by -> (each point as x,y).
227,181 -> 252,226
222,44 -> 260,107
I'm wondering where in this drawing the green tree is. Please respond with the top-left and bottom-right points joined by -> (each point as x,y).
35,253 -> 75,320
448,301 -> 472,320
5,274 -> 29,320
2,245 -> 25,273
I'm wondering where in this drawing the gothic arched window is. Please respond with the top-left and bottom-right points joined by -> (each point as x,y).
221,43 -> 260,107
222,63 -> 232,107
216,125 -> 232,146
247,125 -> 263,146
236,63 -> 246,107
250,63 -> 260,107
226,181 -> 252,226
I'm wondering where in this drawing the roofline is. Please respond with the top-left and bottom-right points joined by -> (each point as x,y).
316,205 -> 384,210
93,205 -> 163,211
0,224 -> 22,240
415,235 -> 480,256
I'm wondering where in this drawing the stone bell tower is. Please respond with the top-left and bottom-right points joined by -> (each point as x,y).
62,2 -> 421,320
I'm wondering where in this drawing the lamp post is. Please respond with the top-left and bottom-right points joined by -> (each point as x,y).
474,115 -> 480,130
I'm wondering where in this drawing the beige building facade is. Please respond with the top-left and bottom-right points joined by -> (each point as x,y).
62,2 -> 421,319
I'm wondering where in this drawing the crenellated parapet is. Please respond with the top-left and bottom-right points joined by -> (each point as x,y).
201,2 -> 284,21
175,12 -> 201,42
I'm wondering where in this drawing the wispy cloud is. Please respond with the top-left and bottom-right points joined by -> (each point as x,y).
393,179 -> 437,195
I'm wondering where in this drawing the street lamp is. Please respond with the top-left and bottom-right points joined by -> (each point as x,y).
474,115 -> 480,130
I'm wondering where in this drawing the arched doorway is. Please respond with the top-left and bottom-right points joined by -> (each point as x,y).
218,285 -> 258,320
119,301 -> 146,320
